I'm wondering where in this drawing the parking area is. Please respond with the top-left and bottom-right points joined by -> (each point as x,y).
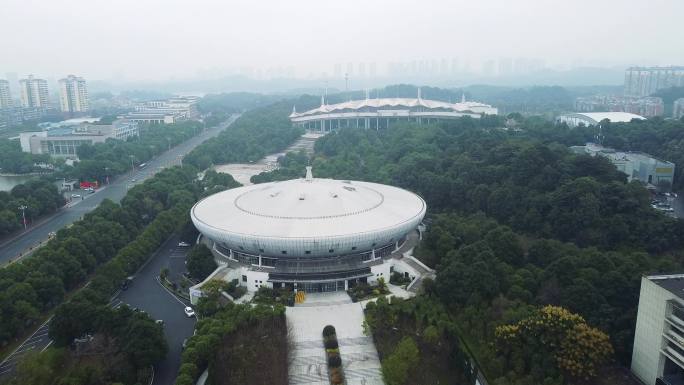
0,319 -> 52,376
652,192 -> 678,218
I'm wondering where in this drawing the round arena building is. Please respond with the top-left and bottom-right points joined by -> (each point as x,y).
190,167 -> 426,293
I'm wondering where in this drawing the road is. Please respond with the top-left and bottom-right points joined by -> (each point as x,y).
0,234 -> 196,383
0,114 -> 238,266
116,235 -> 196,385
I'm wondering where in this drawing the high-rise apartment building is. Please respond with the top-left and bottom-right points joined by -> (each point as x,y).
674,98 -> 684,120
19,75 -> 49,108
58,75 -> 89,113
0,80 -> 12,108
624,66 -> 684,97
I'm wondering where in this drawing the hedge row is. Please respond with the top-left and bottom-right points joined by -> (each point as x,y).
323,325 -> 344,385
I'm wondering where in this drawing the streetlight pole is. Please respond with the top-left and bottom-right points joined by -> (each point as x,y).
18,205 -> 27,230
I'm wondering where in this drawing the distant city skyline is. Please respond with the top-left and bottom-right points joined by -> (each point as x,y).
1,0 -> 683,82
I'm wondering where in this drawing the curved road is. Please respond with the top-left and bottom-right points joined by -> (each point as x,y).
0,114 -> 238,265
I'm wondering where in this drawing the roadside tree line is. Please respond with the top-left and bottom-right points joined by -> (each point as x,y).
0,166 -> 198,351
0,178 -> 64,236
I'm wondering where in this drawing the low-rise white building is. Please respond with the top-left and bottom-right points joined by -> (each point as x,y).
632,274 -> 684,385
557,112 -> 646,127
19,119 -> 139,158
571,143 -> 675,189
125,95 -> 200,124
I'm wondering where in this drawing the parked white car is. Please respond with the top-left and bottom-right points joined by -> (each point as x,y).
184,306 -> 195,317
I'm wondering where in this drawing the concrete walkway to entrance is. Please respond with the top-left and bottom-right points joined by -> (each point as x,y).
287,292 -> 385,385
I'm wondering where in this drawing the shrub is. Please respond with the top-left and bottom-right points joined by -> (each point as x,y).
323,325 -> 336,337
422,325 -> 441,345
324,338 -> 339,350
328,355 -> 342,368
330,367 -> 344,384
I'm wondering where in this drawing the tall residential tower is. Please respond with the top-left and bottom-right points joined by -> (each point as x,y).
0,80 -> 11,108
58,75 -> 89,113
624,66 -> 684,97
19,75 -> 49,108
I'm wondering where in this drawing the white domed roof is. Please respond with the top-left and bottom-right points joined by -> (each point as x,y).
191,175 -> 426,257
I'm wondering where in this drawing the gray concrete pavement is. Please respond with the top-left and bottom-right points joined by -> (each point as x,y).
0,115 -> 238,266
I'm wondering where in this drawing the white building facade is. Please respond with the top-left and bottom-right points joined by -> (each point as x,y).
19,119 -> 139,158
290,93 -> 497,132
125,95 -> 199,124
557,112 -> 646,128
571,143 -> 675,189
190,168 -> 427,295
19,75 -> 49,108
674,98 -> 684,120
59,75 -> 89,113
0,80 -> 12,108
632,274 -> 684,385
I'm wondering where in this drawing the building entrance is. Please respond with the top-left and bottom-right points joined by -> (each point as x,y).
296,281 -> 345,292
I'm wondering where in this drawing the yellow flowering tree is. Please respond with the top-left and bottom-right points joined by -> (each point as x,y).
495,305 -> 613,381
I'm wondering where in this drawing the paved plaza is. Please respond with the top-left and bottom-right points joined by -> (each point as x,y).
286,292 -> 384,385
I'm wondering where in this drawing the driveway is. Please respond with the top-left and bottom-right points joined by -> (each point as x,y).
116,234 -> 196,385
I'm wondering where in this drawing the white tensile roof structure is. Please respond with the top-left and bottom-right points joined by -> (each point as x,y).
191,168 -> 426,258
558,112 -> 646,127
289,97 -> 497,119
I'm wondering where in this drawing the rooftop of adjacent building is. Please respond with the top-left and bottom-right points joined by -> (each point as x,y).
648,274 -> 684,299
24,119 -> 136,138
626,66 -> 684,71
572,142 -> 675,167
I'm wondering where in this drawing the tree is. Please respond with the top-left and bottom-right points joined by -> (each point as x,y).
382,336 -> 420,385
187,244 -> 217,281
495,306 -> 613,381
49,298 -> 104,346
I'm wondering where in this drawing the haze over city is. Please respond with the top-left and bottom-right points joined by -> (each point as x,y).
3,0 -> 684,85
2,1 -> 684,385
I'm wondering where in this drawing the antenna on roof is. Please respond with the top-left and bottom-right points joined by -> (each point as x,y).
417,87 -> 422,100
292,105 -> 297,114
461,92 -> 466,103
345,73 -> 349,102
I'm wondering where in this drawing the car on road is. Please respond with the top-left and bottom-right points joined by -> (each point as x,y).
184,306 -> 195,317
71,194 -> 81,198
155,319 -> 165,327
178,241 -> 191,247
130,178 -> 137,182
121,276 -> 133,290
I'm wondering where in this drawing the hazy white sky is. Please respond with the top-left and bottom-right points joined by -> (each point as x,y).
2,0 -> 683,81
